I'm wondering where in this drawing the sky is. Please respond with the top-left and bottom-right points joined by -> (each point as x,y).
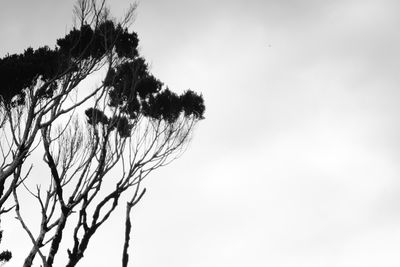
1,0 -> 400,266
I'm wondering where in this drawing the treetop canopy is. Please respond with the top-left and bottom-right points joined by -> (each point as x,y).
0,20 -> 139,105
0,19 -> 205,136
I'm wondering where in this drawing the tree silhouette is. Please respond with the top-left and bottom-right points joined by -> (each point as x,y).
0,0 -> 204,266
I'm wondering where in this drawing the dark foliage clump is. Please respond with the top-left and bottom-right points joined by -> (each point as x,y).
115,116 -> 132,137
142,88 -> 205,123
136,76 -> 162,98
57,24 -> 94,59
106,59 -> 159,105
102,56 -> 205,132
180,90 -> 205,119
0,231 -> 11,263
57,21 -> 139,60
115,26 -> 139,59
85,107 -> 134,137
106,59 -> 162,119
104,57 -> 205,127
142,89 -> 182,123
85,108 -> 109,125
0,46 -> 62,105
0,250 -> 11,263
88,69 -> 205,137
0,20 -> 139,106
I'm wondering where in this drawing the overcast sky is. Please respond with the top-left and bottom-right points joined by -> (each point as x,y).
1,0 -> 400,266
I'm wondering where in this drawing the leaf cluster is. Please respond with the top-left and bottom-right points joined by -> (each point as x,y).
57,20 -> 138,59
104,59 -> 205,121
0,20 -> 138,106
0,231 -> 11,263
86,54 -> 205,138
0,47 -> 60,105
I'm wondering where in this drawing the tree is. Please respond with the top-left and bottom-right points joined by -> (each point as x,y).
0,0 -> 137,211
0,1 -> 205,266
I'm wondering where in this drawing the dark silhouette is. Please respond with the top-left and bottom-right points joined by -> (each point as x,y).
0,0 -> 205,266
0,231 -> 11,263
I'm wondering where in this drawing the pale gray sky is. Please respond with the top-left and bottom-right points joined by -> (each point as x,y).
1,0 -> 400,266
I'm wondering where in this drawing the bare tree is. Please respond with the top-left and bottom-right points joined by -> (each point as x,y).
1,0 -> 205,266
